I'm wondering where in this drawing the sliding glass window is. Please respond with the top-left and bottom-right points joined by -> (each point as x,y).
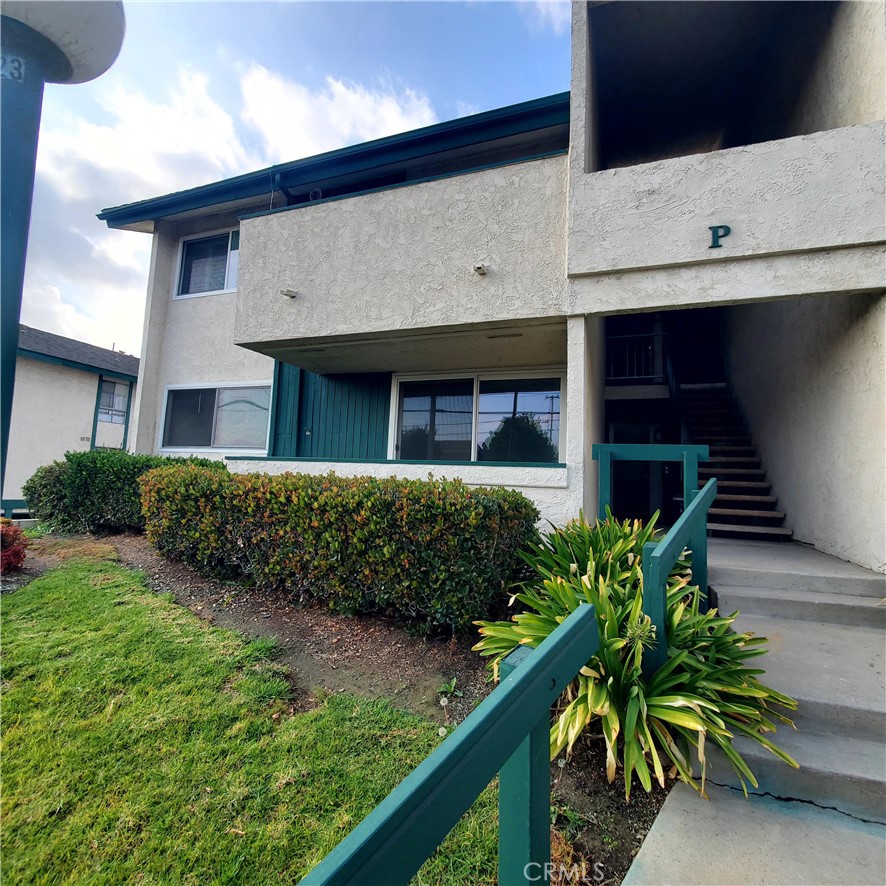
394,375 -> 562,464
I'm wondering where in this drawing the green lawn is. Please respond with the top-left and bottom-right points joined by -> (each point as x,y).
1,558 -> 496,885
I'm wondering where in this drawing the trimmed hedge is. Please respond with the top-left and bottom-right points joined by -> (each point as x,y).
140,466 -> 540,633
22,450 -> 225,534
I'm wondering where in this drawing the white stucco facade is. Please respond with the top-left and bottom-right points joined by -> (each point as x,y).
110,1 -> 885,570
726,293 -> 886,573
3,354 -> 135,502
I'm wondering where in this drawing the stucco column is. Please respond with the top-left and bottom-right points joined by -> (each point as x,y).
127,226 -> 175,453
565,315 -> 595,521
583,315 -> 605,518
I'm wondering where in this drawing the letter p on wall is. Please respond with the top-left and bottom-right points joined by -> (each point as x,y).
709,224 -> 731,248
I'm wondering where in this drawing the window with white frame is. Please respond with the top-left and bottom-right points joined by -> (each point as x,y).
162,385 -> 270,450
394,375 -> 562,463
98,379 -> 129,424
176,229 -> 239,297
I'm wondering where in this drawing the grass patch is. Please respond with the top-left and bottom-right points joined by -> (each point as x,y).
1,560 -> 496,884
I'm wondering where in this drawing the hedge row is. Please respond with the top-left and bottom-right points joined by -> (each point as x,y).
140,466 -> 540,633
22,450 -> 225,534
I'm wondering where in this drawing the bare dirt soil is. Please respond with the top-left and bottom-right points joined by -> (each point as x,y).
11,532 -> 668,883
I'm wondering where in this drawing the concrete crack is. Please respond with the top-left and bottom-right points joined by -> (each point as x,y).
706,779 -> 886,827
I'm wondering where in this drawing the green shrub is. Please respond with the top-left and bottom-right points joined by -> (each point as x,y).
140,467 -> 539,633
22,450 -> 225,534
474,512 -> 798,800
21,461 -> 69,528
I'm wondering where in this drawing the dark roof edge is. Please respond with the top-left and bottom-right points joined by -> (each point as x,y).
98,92 -> 570,228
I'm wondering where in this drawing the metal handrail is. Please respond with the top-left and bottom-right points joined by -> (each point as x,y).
300,604 -> 600,885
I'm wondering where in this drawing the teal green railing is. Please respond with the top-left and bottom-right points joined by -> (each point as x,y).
591,442 -> 709,519
299,604 -> 600,886
641,477 -> 718,674
591,444 -> 717,669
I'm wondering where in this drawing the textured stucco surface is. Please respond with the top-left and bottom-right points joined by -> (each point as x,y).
727,292 -> 886,573
791,0 -> 886,136
235,157 -> 568,346
129,225 -> 273,455
567,122 -> 885,277
3,357 -> 98,499
566,244 -> 886,316
228,459 -> 581,528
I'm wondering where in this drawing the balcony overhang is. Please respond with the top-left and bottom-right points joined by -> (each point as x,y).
236,318 -> 567,375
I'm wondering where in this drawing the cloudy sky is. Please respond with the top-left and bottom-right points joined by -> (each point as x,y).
24,0 -> 571,357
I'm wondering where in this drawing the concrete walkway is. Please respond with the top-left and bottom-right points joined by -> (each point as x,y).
624,540 -> 886,885
624,783 -> 886,886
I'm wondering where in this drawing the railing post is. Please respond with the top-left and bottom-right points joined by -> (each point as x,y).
642,541 -> 668,677
498,646 -> 550,886
686,484 -> 713,613
595,446 -> 612,518
682,448 -> 699,507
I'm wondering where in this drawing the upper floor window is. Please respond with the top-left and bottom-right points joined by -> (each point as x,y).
394,374 -> 562,464
98,379 -> 129,424
176,229 -> 239,297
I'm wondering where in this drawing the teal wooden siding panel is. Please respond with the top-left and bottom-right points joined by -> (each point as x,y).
270,362 -> 391,459
270,362 -> 301,457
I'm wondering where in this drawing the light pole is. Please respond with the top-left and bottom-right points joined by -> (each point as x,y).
1,1 -> 125,491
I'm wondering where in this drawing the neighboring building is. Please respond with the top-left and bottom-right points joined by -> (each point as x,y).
99,1 -> 885,573
2,325 -> 138,513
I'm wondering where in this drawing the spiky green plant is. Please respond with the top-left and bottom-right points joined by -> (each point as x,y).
473,512 -> 798,800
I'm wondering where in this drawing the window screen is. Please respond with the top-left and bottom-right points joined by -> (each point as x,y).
178,233 -> 231,295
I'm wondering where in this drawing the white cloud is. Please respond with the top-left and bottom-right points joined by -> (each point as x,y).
523,1 -> 572,35
240,64 -> 437,164
24,62 -> 439,357
456,100 -> 481,118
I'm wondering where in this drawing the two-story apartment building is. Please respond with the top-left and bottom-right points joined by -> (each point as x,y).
100,1 -> 885,573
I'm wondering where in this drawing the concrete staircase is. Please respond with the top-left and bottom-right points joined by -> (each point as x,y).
625,539 -> 886,885
681,383 -> 793,541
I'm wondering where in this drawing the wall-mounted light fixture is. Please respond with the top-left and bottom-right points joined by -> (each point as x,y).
473,264 -> 488,276
280,288 -> 298,299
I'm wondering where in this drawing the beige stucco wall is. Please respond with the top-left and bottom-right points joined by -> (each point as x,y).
129,224 -> 274,455
3,357 -> 98,500
791,0 -> 886,136
567,122 -> 885,279
726,292 -> 886,573
235,156 -> 568,347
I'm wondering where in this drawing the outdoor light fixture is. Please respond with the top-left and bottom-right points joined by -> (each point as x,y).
473,264 -> 488,276
280,288 -> 298,299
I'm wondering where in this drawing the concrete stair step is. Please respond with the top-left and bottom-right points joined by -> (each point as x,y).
707,457 -> 762,466
709,445 -> 756,454
707,728 -> 886,824
709,540 -> 886,597
708,508 -> 785,520
715,493 -> 777,505
730,613 -> 886,741
700,467 -> 767,476
714,583 -> 886,628
710,480 -> 773,491
625,783 -> 886,886
708,523 -> 792,537
694,436 -> 752,444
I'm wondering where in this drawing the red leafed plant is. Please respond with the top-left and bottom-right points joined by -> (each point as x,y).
1,517 -> 28,574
